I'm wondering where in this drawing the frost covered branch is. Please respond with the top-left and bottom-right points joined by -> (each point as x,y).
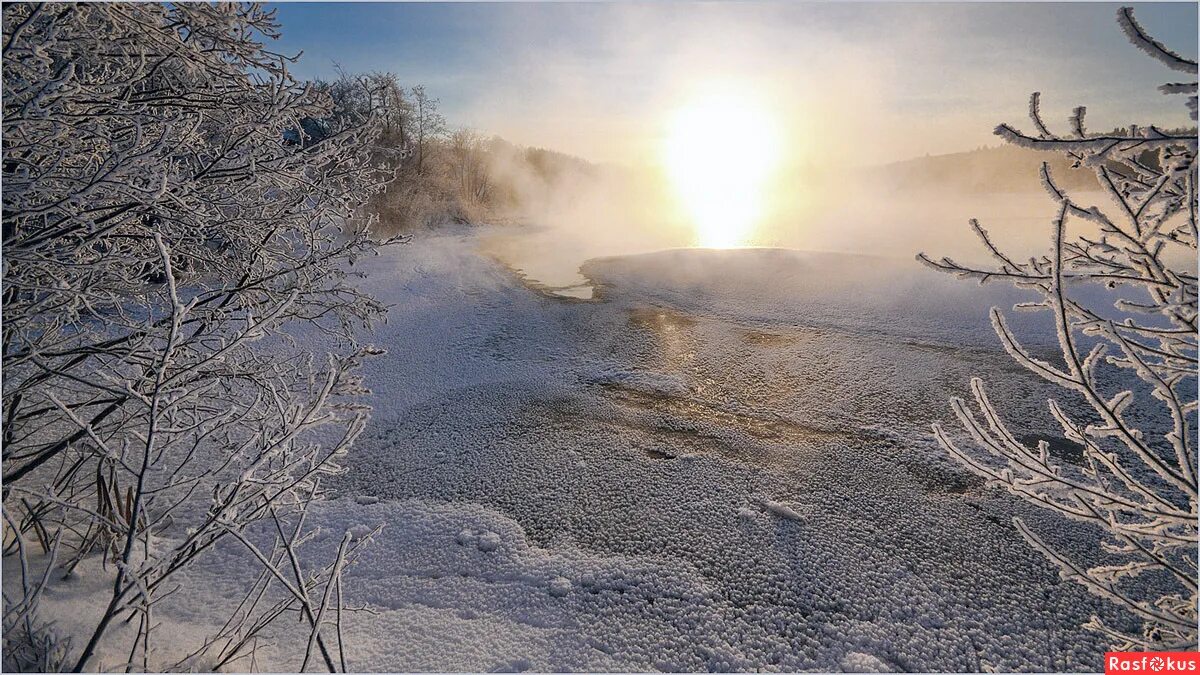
919,7 -> 1197,651
2,3 -> 394,670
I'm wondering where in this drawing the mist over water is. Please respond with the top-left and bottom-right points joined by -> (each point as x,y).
479,160 -> 1081,300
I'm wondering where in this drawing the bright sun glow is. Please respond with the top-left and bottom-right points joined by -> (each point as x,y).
663,89 -> 784,248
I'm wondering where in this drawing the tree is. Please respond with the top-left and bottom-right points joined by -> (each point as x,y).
318,71 -> 415,153
2,3 -> 391,670
920,7 -> 1197,651
411,85 -> 447,175
372,72 -> 415,150
450,128 -> 492,205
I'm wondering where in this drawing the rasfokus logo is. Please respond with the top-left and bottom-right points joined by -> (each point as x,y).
1106,652 -> 1200,674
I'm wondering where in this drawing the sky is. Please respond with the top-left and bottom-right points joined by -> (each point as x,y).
268,2 -> 1199,166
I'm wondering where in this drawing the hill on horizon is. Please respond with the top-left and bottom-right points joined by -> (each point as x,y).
872,143 -> 1104,194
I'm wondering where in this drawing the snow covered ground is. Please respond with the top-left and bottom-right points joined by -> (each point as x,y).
14,227 -> 1137,671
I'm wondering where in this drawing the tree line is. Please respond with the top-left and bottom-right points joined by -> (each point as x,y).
307,71 -> 594,234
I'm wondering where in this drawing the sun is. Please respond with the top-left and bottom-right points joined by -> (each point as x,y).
663,88 -> 784,248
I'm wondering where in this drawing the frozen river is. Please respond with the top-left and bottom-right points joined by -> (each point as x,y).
23,226 -> 1133,671
322,228 -> 1130,671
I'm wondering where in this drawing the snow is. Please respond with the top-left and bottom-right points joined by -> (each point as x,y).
841,651 -> 892,672
758,497 -> 807,522
583,366 -> 691,398
11,226 -> 1136,671
548,576 -> 572,598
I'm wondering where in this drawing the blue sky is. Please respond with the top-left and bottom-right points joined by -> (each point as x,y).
268,2 -> 1198,164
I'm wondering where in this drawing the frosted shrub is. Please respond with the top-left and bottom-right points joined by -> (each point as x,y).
2,3 -> 391,670
920,7 -> 1197,651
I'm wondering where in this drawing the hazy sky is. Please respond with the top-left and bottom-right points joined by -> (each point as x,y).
269,2 -> 1198,166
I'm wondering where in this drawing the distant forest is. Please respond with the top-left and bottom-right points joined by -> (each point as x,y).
302,72 -> 596,234
874,127 -> 1197,193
